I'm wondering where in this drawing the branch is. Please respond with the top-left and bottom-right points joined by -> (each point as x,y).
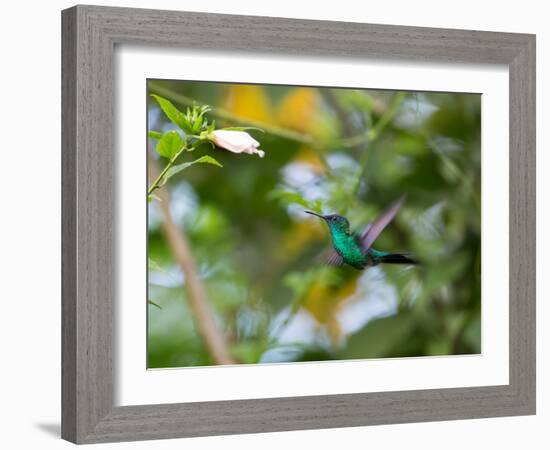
148,81 -> 315,146
149,154 -> 235,365
339,91 -> 407,148
353,92 -> 407,194
320,89 -> 363,153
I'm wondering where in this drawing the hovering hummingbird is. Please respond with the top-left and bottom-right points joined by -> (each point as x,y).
305,197 -> 417,270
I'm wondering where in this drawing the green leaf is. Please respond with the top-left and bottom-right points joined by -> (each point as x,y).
148,299 -> 162,309
148,130 -> 162,140
147,194 -> 161,203
221,126 -> 264,133
151,94 -> 192,133
341,314 -> 415,359
230,341 -> 264,364
207,120 -> 216,133
156,131 -> 184,159
163,155 -> 222,183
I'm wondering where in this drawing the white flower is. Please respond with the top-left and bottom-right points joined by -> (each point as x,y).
210,130 -> 265,158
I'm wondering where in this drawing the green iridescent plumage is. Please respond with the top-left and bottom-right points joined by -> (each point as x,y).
305,197 -> 417,270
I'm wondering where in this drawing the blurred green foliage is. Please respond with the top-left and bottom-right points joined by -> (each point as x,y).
147,80 -> 481,368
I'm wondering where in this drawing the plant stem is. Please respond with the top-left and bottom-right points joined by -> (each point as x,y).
148,140 -> 201,196
147,153 -> 179,195
149,153 -> 235,365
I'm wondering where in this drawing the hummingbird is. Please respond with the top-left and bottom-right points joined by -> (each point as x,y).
305,197 -> 417,270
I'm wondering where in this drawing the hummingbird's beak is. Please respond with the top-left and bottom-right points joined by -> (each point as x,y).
305,210 -> 325,219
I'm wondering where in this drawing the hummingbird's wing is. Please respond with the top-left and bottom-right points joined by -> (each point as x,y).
318,246 -> 345,266
326,249 -> 345,266
359,196 -> 405,251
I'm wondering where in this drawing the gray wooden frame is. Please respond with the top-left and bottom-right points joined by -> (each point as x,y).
62,4 -> 536,444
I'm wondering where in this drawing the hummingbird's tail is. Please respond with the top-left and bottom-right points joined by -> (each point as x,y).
379,253 -> 418,265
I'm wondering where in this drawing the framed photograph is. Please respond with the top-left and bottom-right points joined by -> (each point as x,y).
61,5 -> 536,444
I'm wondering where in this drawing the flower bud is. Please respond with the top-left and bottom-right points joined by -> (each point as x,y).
210,130 -> 265,158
